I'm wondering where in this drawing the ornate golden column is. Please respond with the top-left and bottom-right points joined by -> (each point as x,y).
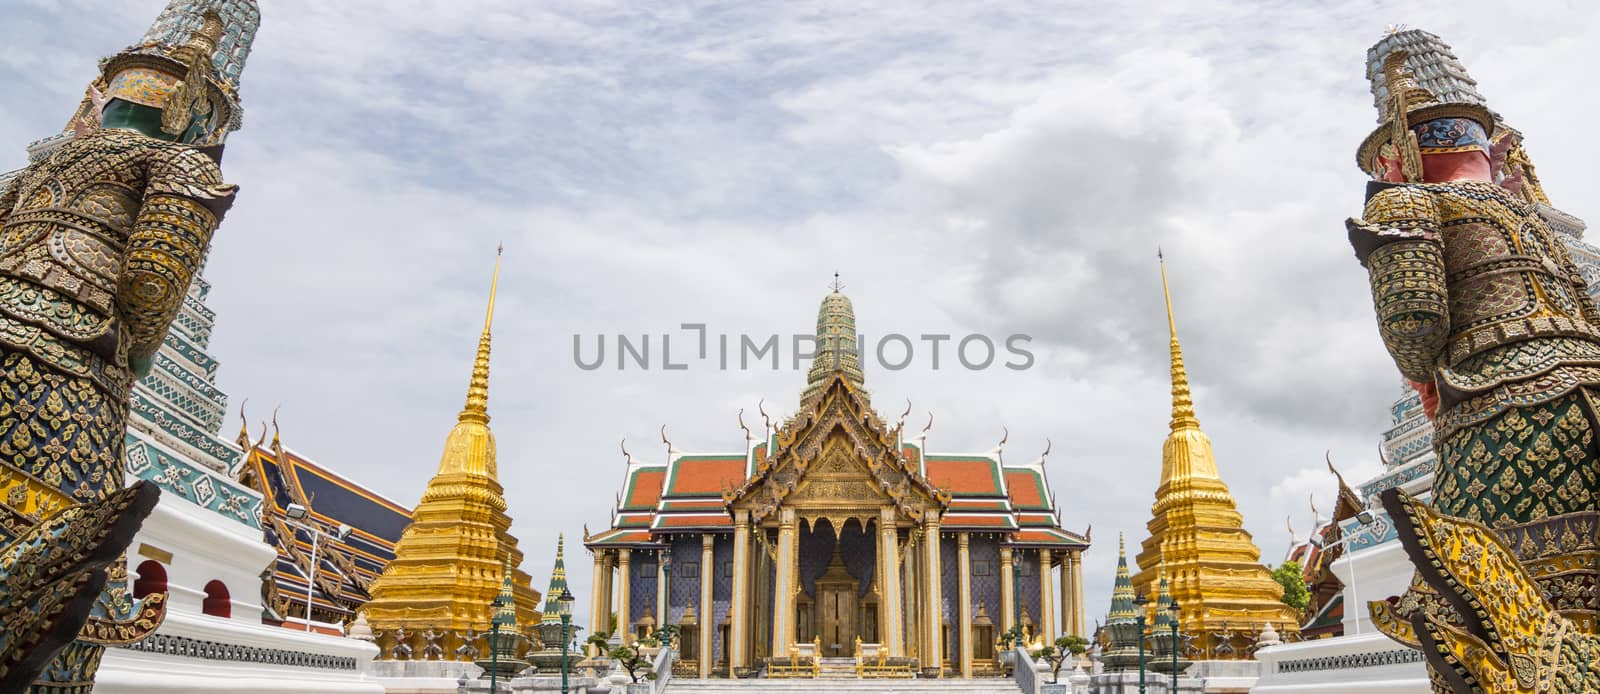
1037,549 -> 1053,642
700,533 -> 715,677
958,533 -> 973,678
730,510 -> 752,672
772,507 -> 798,655
590,550 -> 608,654
904,529 -> 920,661
999,545 -> 1015,633
1060,549 -> 1072,636
878,507 -> 904,655
1071,548 -> 1085,636
657,549 -> 668,628
617,548 -> 634,640
921,510 -> 944,677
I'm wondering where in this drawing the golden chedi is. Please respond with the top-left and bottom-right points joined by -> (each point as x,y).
1133,256 -> 1298,654
362,249 -> 541,658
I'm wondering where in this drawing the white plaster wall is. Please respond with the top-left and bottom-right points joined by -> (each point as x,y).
127,486 -> 276,622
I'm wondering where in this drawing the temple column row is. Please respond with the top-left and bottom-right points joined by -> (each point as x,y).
699,533 -> 715,677
617,548 -> 633,640
921,511 -> 943,677
771,508 -> 798,655
730,510 -> 751,673
1039,548 -> 1054,642
877,507 -> 904,656
1060,548 -> 1085,636
957,533 -> 973,678
657,547 -> 668,628
999,545 -> 1015,634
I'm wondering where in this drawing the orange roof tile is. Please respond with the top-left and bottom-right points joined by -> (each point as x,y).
925,456 -> 1003,497
941,514 -> 1016,529
655,514 -> 733,529
623,468 -> 667,510
665,455 -> 747,497
1004,469 -> 1049,510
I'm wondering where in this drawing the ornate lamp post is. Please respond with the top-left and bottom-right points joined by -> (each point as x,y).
1168,601 -> 1181,693
282,503 -> 352,632
559,588 -> 575,694
489,592 -> 506,693
1132,594 -> 1149,694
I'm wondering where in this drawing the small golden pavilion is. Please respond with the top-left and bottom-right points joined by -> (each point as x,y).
584,285 -> 1090,678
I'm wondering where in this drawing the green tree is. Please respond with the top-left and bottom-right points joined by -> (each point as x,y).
1272,560 -> 1310,614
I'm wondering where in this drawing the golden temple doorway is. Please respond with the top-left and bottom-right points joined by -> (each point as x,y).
814,546 -> 859,656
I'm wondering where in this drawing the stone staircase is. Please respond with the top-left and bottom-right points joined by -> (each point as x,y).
664,674 -> 1024,694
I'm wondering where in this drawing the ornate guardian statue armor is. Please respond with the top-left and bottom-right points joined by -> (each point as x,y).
0,13 -> 238,692
1348,38 -> 1600,691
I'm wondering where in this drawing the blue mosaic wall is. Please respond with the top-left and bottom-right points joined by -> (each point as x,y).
1017,549 -> 1042,628
712,534 -> 733,664
970,536 -> 1001,620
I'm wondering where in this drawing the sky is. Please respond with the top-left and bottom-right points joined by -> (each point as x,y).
3,0 -> 1599,635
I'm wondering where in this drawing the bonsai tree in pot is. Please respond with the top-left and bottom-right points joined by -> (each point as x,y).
609,641 -> 659,691
1033,635 -> 1090,683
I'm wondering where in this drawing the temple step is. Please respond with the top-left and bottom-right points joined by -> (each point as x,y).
664,678 -> 1025,693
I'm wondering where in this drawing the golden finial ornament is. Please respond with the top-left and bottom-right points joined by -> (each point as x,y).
1380,50 -> 1432,182
1158,249 -> 1200,432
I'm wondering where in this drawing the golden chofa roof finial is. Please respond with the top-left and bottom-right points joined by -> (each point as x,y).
459,245 -> 502,426
1159,249 -> 1200,432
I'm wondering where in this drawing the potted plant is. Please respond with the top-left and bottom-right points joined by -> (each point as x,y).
609,641 -> 657,694
1033,635 -> 1089,693
996,625 -> 1025,671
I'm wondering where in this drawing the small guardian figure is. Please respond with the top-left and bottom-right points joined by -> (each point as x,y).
422,626 -> 445,661
391,627 -> 414,661
454,628 -> 481,661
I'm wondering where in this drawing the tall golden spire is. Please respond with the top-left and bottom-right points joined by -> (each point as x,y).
435,247 -> 501,478
1159,250 -> 1200,433
459,243 -> 501,426
1134,252 -> 1298,643
362,247 -> 541,653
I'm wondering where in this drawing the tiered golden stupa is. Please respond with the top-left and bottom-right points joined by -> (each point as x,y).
361,249 -> 542,656
1132,256 -> 1298,654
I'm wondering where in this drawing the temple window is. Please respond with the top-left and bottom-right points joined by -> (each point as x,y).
133,560 -> 167,599
202,580 -> 231,618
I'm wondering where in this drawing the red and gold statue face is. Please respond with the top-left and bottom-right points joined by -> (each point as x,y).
1414,116 -> 1492,183
1371,116 -> 1494,184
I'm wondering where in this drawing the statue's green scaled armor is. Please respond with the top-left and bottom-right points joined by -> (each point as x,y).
0,10 -> 239,692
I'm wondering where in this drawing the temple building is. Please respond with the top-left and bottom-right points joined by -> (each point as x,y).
1131,259 -> 1299,655
1253,27 -> 1600,693
583,284 -> 1089,679
360,251 -> 544,668
234,422 -> 413,631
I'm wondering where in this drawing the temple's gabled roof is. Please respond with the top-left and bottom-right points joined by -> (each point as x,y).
237,433 -> 411,621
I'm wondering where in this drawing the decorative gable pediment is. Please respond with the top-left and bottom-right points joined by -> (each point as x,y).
726,373 -> 947,525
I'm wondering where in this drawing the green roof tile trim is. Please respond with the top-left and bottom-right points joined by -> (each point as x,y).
126,435 -> 263,528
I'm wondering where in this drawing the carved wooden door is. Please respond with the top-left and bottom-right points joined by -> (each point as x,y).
818,585 -> 857,656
